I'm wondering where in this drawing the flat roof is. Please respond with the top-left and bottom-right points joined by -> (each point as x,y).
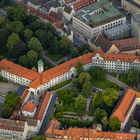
75,0 -> 124,28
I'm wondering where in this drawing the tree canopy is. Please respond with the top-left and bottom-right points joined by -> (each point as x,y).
103,88 -> 119,107
75,95 -> 86,115
7,32 -> 20,53
28,37 -> 43,53
109,117 -> 121,131
2,91 -> 20,118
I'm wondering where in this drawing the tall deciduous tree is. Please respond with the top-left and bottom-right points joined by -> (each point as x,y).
6,5 -> 26,22
28,37 -> 43,53
103,88 -> 119,107
81,81 -> 92,97
6,21 -> 24,34
19,55 -> 28,67
94,108 -> 107,123
75,95 -> 86,115
109,117 -> 121,131
60,36 -> 72,54
27,50 -> 38,67
79,72 -> 91,85
2,91 -> 20,118
24,28 -> 33,41
7,32 -> 20,53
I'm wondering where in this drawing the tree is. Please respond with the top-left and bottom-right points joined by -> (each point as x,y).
103,88 -> 119,107
0,29 -> 9,50
0,18 -> 7,27
28,37 -> 43,53
132,120 -> 139,128
89,66 -> 106,80
7,33 -> 20,53
46,31 -> 54,45
49,36 -> 59,54
6,5 -> 26,22
109,117 -> 121,131
75,95 -> 86,115
127,69 -> 140,87
19,55 -> 28,67
94,108 -> 107,123
24,28 -> 33,41
58,90 -> 72,104
60,36 -> 72,54
2,91 -> 20,118
32,135 -> 46,140
81,81 -> 92,97
79,72 -> 91,85
35,30 -> 47,46
76,63 -> 84,76
13,41 -> 28,58
0,0 -> 10,7
6,21 -> 24,34
101,117 -> 108,130
27,50 -> 38,67
92,93 -> 104,110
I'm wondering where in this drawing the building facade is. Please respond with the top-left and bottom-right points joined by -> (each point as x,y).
121,0 -> 140,14
131,14 -> 140,44
73,0 -> 126,41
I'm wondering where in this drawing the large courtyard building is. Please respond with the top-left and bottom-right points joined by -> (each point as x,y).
0,49 -> 140,96
121,0 -> 140,14
0,49 -> 140,139
73,0 -> 127,41
131,14 -> 140,43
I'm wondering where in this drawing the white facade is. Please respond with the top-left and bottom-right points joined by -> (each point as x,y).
121,0 -> 140,14
0,70 -> 31,86
73,16 -> 126,41
92,53 -> 140,73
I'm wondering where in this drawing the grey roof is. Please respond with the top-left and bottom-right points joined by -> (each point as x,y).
93,34 -> 112,52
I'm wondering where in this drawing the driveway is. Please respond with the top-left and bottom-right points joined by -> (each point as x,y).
0,82 -> 20,95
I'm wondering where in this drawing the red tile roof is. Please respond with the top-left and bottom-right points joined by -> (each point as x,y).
93,48 -> 140,62
35,91 -> 52,120
111,89 -> 140,123
0,59 -> 39,80
73,0 -> 96,10
22,102 -> 36,112
112,38 -> 140,52
64,0 -> 76,4
46,125 -> 136,139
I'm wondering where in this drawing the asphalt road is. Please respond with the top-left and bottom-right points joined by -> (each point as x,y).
38,91 -> 57,134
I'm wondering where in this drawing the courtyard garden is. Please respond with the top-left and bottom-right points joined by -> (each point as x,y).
51,66 -> 122,131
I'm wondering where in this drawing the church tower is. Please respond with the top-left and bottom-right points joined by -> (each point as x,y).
38,60 -> 44,73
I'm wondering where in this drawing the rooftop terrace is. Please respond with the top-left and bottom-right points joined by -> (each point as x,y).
75,0 -> 124,28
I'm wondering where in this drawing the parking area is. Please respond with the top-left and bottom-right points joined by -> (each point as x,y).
0,82 -> 20,95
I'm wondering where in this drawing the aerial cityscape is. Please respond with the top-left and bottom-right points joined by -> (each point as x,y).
0,0 -> 140,139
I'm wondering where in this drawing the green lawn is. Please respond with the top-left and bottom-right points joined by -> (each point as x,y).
63,102 -> 76,112
92,78 -> 121,90
49,80 -> 72,91
47,53 -> 63,61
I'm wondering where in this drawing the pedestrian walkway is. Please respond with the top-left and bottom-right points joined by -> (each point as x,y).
106,74 -> 130,89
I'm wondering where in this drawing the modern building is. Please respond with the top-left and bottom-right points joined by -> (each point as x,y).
111,89 -> 140,129
121,0 -> 140,14
73,0 -> 126,41
104,23 -> 129,40
131,14 -> 140,43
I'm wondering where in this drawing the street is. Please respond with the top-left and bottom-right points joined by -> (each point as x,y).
38,91 -> 57,134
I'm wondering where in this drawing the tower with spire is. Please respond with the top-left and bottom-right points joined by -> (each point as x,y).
38,60 -> 44,73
